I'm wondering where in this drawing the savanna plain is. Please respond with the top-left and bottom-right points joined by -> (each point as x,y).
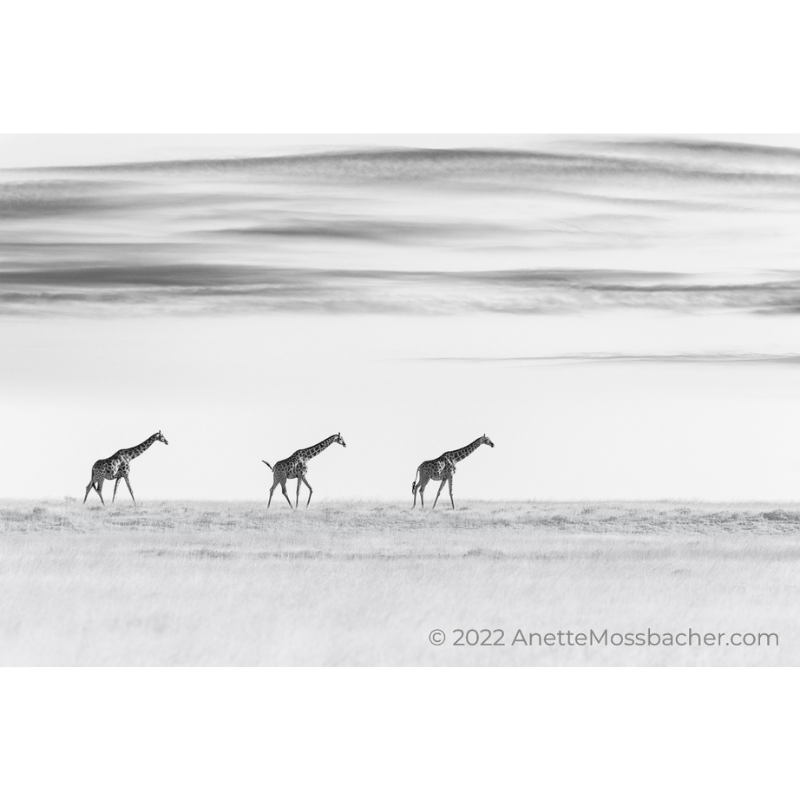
1,499 -> 797,666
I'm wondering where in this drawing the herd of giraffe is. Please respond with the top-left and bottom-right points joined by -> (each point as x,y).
83,431 -> 495,509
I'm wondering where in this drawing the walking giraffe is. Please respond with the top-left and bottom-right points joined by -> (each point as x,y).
412,434 -> 494,509
262,433 -> 346,508
83,431 -> 169,505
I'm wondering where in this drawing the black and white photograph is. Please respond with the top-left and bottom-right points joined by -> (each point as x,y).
2,132 -> 799,667
5,3 -> 800,798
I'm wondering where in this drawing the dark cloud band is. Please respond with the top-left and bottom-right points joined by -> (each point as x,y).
2,265 -> 800,316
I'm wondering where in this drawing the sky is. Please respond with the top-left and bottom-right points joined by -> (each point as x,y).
2,134 -> 800,502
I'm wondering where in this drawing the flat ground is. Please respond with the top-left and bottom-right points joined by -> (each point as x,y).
1,499 -> 798,666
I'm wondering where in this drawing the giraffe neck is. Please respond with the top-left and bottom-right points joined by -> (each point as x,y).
446,438 -> 483,463
119,434 -> 159,461
297,435 -> 337,461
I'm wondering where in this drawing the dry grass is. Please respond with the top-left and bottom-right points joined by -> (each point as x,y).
1,498 -> 799,666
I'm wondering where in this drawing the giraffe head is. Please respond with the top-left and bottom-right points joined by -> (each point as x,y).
481,433 -> 495,448
156,430 -> 169,445
335,432 -> 347,448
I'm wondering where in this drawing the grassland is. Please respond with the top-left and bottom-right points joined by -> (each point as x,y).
1,499 -> 798,666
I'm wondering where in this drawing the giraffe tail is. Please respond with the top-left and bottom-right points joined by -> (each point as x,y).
262,460 -> 273,471
412,468 -> 420,495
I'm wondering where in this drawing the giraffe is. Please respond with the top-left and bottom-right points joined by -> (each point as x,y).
83,431 -> 169,505
411,434 -> 494,510
262,433 -> 346,509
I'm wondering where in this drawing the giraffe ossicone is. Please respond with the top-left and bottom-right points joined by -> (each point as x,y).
411,433 -> 494,510
83,430 -> 169,506
262,432 -> 346,509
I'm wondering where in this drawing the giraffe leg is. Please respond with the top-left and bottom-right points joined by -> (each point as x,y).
281,481 -> 293,509
268,478 -> 280,508
296,478 -> 302,509
302,477 -> 313,508
84,474 -> 96,503
112,478 -> 121,503
432,479 -> 447,509
448,476 -> 455,510
417,478 -> 429,509
94,479 -> 105,505
124,476 -> 136,505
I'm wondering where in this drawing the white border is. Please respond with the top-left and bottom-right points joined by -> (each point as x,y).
4,1 -> 800,133
2,669 -> 797,798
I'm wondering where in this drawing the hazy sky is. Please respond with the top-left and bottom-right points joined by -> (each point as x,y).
2,134 -> 800,501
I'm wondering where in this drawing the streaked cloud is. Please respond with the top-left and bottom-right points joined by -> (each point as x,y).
417,352 -> 800,366
211,218 -> 516,244
35,143 -> 800,187
3,264 -> 800,316
3,135 -> 800,316
598,137 -> 800,162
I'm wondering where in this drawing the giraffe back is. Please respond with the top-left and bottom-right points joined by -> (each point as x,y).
272,455 -> 309,481
418,455 -> 456,481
